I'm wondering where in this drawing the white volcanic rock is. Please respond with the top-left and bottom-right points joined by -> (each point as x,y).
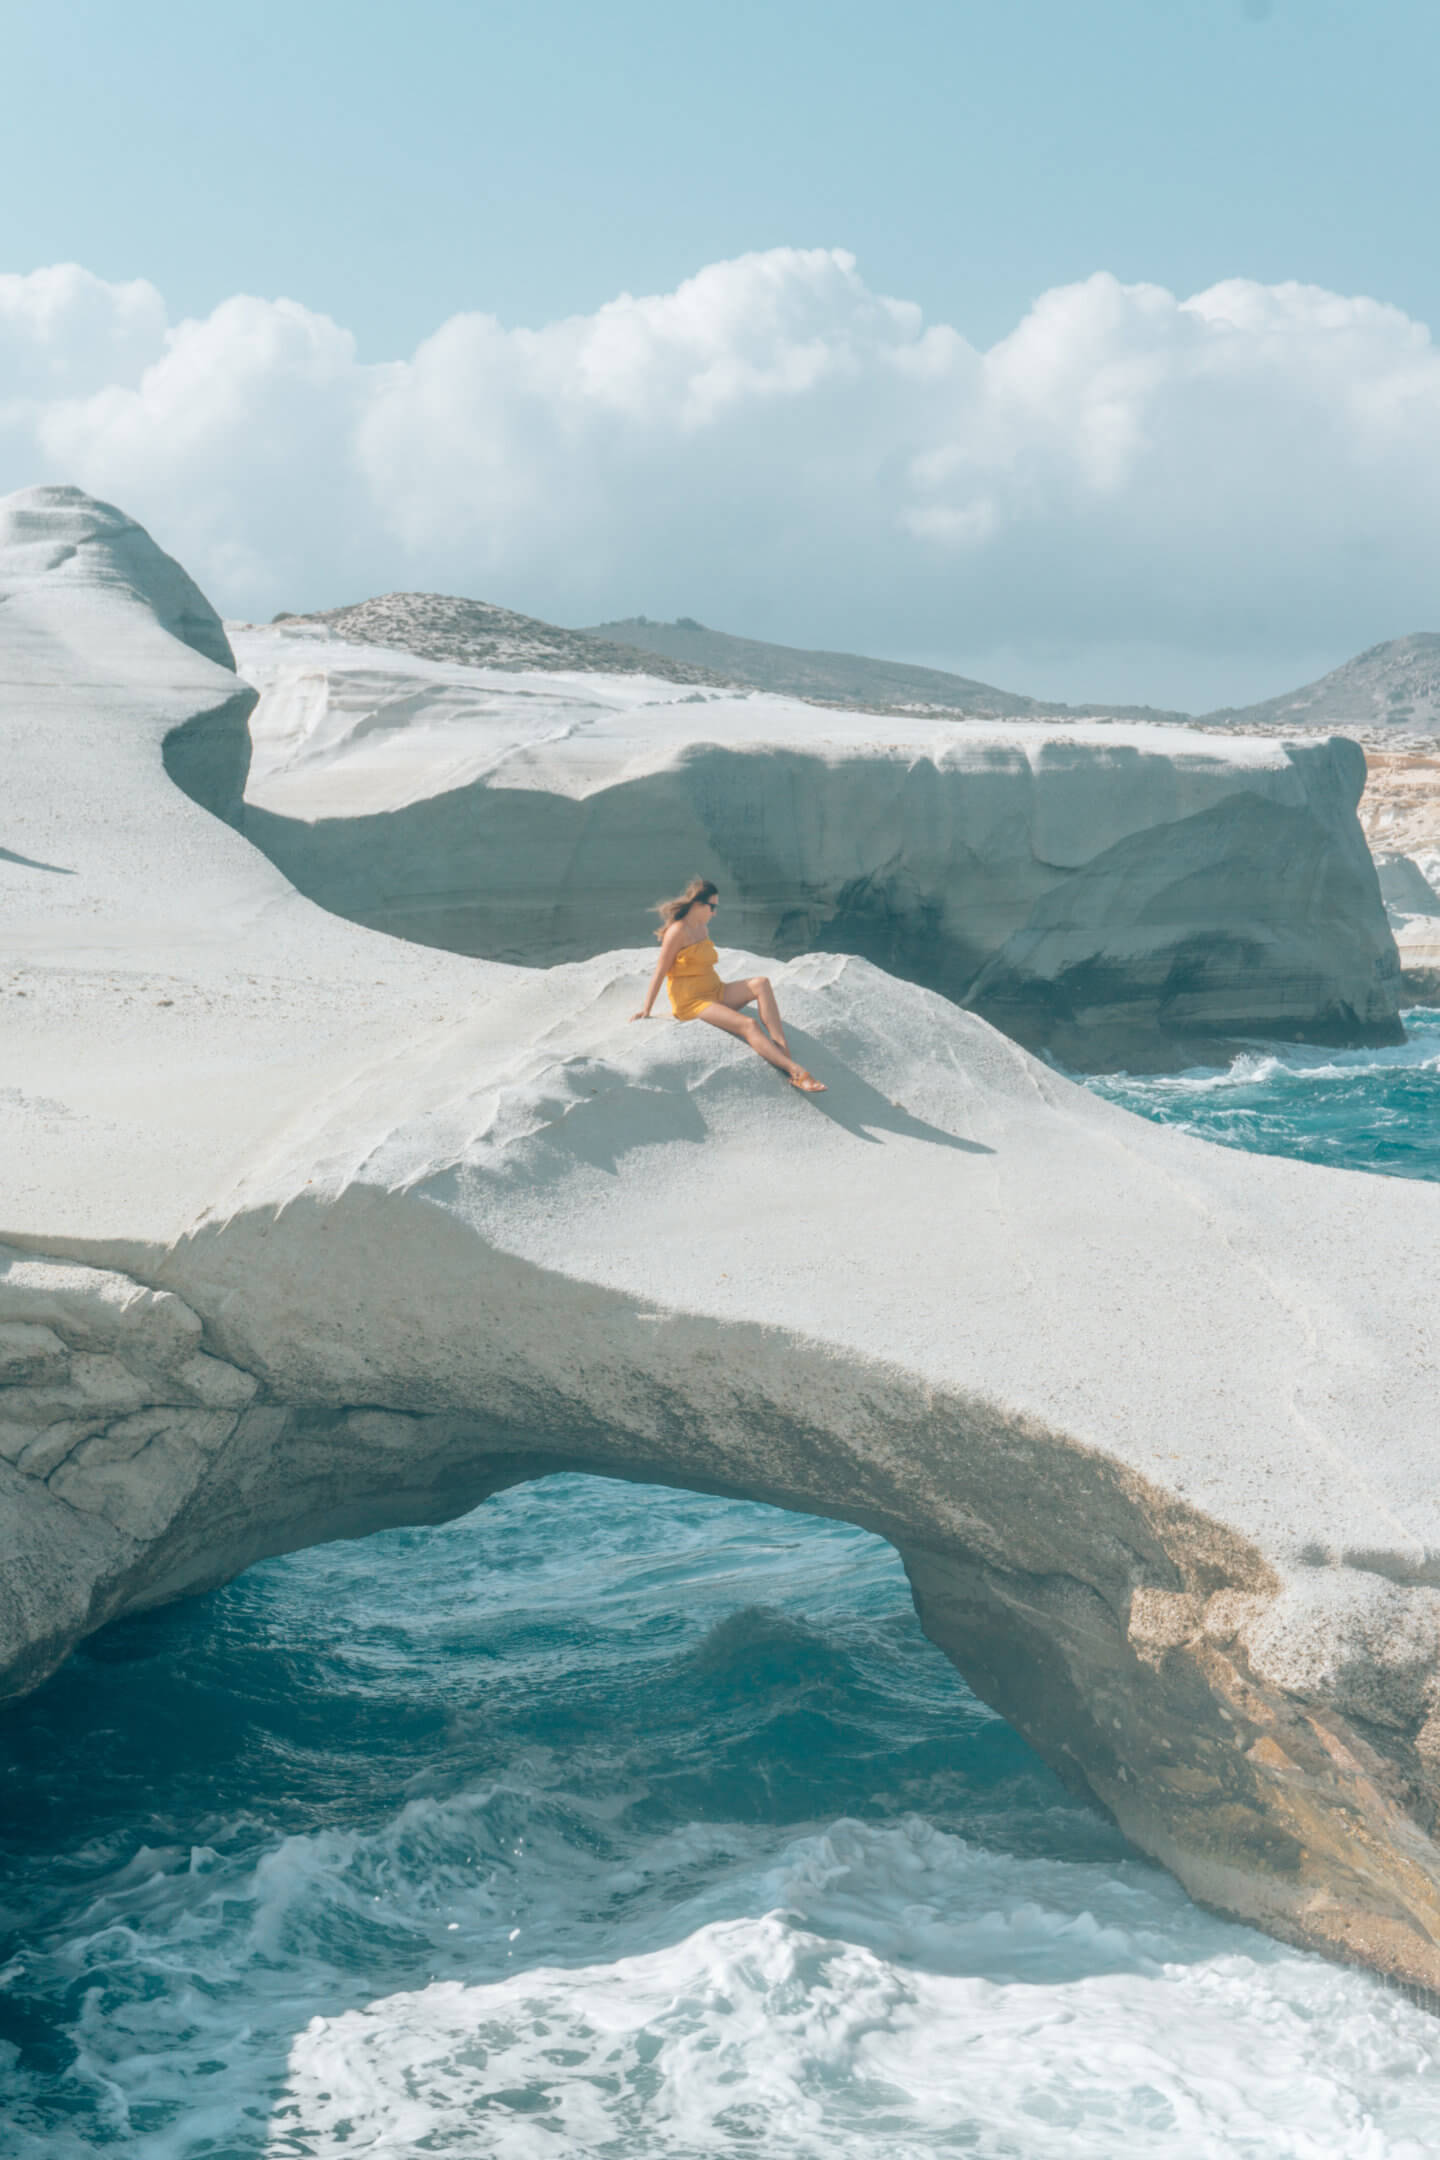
232,623 -> 1401,1071
1376,852 -> 1440,919
1391,920 -> 1440,999
4,487 -> 1440,1992
1361,751 -> 1440,866
1373,852 -> 1440,992
1364,764 -> 1440,997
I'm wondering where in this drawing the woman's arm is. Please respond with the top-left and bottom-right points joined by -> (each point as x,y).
631,923 -> 686,1019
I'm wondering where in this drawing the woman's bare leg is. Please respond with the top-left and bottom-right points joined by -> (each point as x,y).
718,974 -> 789,1053
697,1000 -> 824,1088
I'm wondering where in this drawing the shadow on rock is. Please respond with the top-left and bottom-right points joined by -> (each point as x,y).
779,1030 -> 995,1153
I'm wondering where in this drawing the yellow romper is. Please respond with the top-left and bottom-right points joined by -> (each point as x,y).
667,937 -> 724,1020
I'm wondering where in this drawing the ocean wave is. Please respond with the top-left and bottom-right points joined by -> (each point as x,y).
275,1818 -> 1440,2160
1079,1010 -> 1440,1183
1091,1009 -> 1440,1098
8,1359 -> 1440,2153
8,1736 -> 1440,2155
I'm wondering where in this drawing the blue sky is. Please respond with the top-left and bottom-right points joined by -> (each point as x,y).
7,0 -> 1436,356
5,0 -> 1440,706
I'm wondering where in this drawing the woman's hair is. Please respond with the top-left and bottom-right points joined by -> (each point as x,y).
653,877 -> 718,940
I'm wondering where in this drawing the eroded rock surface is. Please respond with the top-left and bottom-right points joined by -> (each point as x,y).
232,626 -> 1401,1071
3,484 -> 1440,1993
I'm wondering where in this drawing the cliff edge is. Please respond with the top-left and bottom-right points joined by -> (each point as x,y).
234,621 -> 1402,1072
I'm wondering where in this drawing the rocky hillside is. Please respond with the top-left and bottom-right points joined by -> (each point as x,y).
271,592 -> 722,686
270,594 -> 1440,748
1204,633 -> 1440,739
588,615 -> 1189,722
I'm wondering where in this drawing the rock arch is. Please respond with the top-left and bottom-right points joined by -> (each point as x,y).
3,485 -> 1440,1994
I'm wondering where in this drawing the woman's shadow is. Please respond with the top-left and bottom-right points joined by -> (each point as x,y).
777,1030 -> 993,1153
1,845 -> 74,874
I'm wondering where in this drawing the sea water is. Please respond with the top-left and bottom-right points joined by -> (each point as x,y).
3,1015 -> 1440,2158
1086,1008 -> 1440,1184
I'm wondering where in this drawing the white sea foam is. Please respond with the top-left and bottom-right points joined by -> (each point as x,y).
14,1470 -> 1440,2157
1080,1011 -> 1440,1175
15,1803 -> 1440,2157
270,1818 -> 1440,2159
1101,1024 -> 1440,1100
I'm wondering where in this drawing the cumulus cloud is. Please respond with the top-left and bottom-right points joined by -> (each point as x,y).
3,251 -> 1440,704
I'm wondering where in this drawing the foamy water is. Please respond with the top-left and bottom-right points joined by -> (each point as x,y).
4,1014 -> 1439,2157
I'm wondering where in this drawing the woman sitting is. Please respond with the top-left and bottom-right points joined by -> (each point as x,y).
629,878 -> 825,1091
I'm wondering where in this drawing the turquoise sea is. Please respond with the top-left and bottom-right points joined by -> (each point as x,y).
3,1013 -> 1439,2159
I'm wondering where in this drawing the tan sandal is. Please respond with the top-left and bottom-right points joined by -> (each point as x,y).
789,1068 -> 826,1092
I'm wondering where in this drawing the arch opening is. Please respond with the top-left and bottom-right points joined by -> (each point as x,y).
0,1471 -> 1186,2153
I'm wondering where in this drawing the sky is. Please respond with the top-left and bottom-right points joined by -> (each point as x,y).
4,0 -> 1440,709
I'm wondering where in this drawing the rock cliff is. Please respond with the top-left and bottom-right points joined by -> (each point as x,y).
234,625 -> 1402,1072
4,485 -> 1440,1994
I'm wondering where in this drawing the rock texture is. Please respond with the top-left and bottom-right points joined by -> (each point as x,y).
234,628 -> 1401,1072
0,1246 -> 263,1697
5,485 -> 1440,1994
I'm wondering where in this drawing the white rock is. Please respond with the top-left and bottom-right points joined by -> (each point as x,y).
2,485 -> 1440,1993
177,1352 -> 259,1408
0,1321 -> 69,1385
1376,850 -> 1440,920
232,625 -> 1402,1070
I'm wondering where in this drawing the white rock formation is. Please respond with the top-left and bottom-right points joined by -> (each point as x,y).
4,486 -> 1440,1993
233,622 -> 1402,1072
1376,850 -> 1440,995
1366,770 -> 1440,998
1361,752 -> 1440,868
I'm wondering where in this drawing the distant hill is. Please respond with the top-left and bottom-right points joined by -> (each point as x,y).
272,592 -> 722,687
1202,634 -> 1440,737
586,615 -> 1190,722
271,594 -> 1440,741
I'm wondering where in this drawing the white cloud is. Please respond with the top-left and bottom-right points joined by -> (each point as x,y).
3,248 -> 1440,705
0,264 -> 167,395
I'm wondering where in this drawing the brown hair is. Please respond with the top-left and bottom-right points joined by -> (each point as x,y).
653,877 -> 718,940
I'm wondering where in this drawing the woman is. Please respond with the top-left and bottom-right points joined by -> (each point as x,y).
630,878 -> 826,1091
